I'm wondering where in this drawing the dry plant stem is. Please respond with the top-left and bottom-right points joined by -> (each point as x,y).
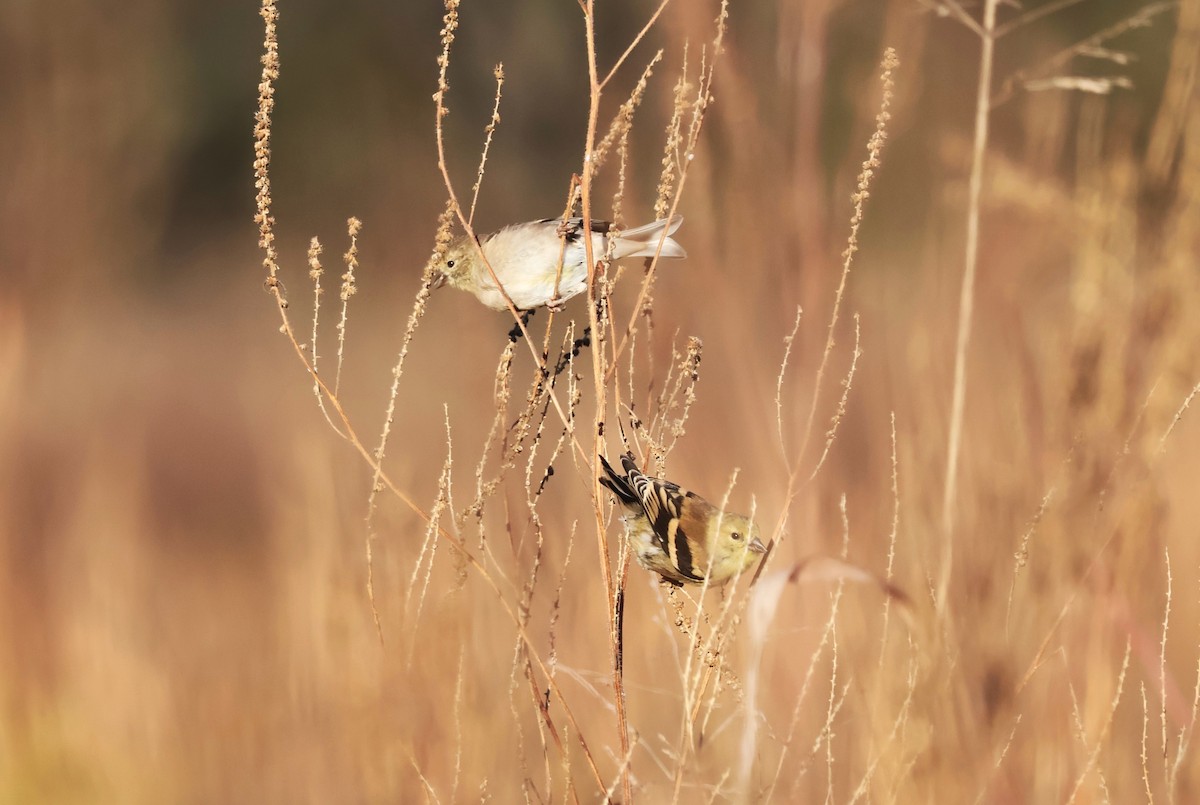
775,307 -> 804,473
1161,548 -> 1172,787
939,0 -> 997,616
599,0 -> 673,89
253,1 -> 605,791
451,645 -> 465,805
1098,382 -> 1157,513
458,349 -> 512,554
707,771 -> 732,804
794,55 -> 895,476
253,0 -> 280,287
270,305 -> 604,793
676,485 -> 749,753
992,0 -> 1087,38
432,2 -> 585,465
972,715 -> 1022,805
524,645 -> 580,805
695,608 -> 750,740
1016,531 -> 1119,693
307,237 -> 348,437
468,64 -> 504,227
847,645 -> 918,804
1142,683 -> 1155,805
513,534 -> 581,805
819,501 -> 852,802
878,411 -> 900,666
1170,655 -> 1200,793
762,582 -> 846,800
602,197 -> 689,390
1157,380 -> 1200,454
334,217 -> 361,396
408,755 -> 439,800
991,1 -> 1180,108
603,7 -> 729,385
1065,641 -> 1132,804
593,52 -> 662,174
1146,0 -> 1199,182
807,313 -> 862,482
820,627 -> 846,798
361,280 -> 438,643
578,3 -> 636,800
402,408 -> 454,666
1066,669 -> 1111,797
924,0 -> 985,37
505,636 -> 534,802
735,555 -> 905,796
757,50 -> 896,581
1005,483 -> 1057,637
653,48 -> 688,227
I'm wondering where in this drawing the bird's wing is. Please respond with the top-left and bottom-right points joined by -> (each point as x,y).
626,466 -> 709,583
533,217 -> 614,243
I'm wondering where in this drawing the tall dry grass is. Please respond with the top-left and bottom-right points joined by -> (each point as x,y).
2,0 -> 1199,802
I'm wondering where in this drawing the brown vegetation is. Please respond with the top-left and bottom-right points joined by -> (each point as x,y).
2,0 -> 1199,801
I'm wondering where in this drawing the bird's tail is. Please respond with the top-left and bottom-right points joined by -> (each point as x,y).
599,453 -> 640,506
611,216 -> 687,260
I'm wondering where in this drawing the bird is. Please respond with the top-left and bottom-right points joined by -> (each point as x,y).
431,216 -> 686,311
599,452 -> 767,586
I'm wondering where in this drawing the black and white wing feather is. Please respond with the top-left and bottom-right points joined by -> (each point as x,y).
600,452 -> 710,583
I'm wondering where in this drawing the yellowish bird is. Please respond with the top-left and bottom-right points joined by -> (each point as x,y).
600,452 -> 766,586
432,216 -> 685,311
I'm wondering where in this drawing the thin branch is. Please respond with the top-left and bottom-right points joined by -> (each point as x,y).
468,64 -> 505,227
992,1 -> 1179,107
939,0 -> 998,614
994,0 -> 1088,39
920,0 -> 987,38
580,1 -> 633,799
1156,379 -> 1200,454
600,0 -> 673,88
775,306 -> 804,474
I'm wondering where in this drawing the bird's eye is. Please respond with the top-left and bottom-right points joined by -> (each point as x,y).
731,531 -> 742,541
447,259 -> 456,268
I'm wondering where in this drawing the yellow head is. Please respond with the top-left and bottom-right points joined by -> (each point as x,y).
431,236 -> 479,291
705,512 -> 767,584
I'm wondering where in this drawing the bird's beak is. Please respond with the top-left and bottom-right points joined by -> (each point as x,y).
430,271 -> 448,290
748,536 -> 768,554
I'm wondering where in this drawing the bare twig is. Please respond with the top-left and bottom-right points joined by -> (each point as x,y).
468,64 -> 505,227
600,0 -> 673,89
940,0 -> 998,614
994,0 -> 1088,39
992,1 -> 1179,107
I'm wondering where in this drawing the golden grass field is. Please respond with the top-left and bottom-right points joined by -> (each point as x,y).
3,0 -> 1200,801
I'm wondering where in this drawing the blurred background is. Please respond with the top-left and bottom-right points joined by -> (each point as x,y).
2,0 -> 1198,801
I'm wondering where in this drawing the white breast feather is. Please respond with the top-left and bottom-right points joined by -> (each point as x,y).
473,223 -> 606,310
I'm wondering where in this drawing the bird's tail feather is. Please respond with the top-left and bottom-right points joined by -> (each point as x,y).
599,454 -> 640,506
612,216 -> 687,260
